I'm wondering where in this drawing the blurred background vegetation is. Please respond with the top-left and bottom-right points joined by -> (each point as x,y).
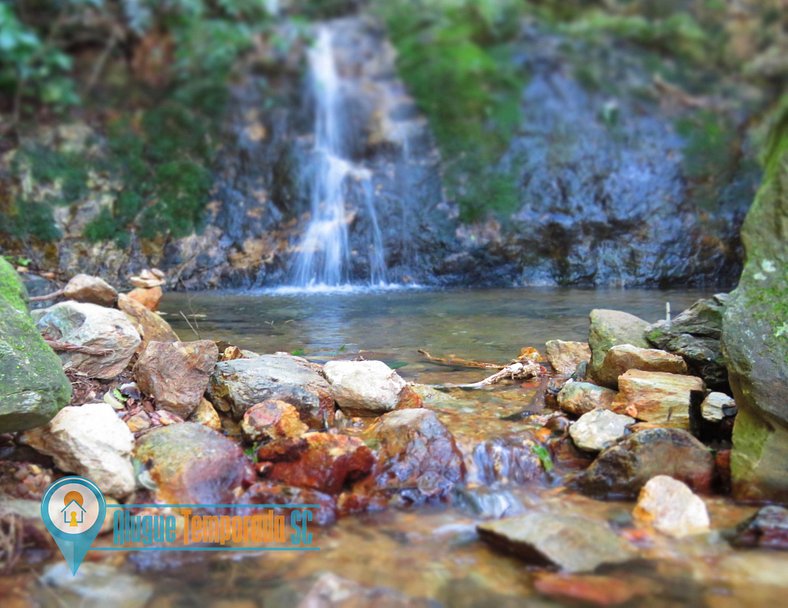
0,0 -> 785,240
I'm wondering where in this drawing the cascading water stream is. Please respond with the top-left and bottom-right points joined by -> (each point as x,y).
291,26 -> 387,288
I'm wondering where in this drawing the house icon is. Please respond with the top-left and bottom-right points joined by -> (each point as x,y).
61,491 -> 86,527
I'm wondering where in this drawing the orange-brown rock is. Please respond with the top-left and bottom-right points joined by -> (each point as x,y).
241,400 -> 308,443
545,340 -> 591,375
127,286 -> 163,311
118,294 -> 179,354
611,369 -> 704,428
597,344 -> 688,388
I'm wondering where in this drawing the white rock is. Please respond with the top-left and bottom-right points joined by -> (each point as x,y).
323,360 -> 406,416
34,301 -> 141,379
701,392 -> 737,422
633,475 -> 710,538
569,408 -> 634,452
22,402 -> 136,497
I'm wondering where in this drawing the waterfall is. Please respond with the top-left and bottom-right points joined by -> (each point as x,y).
291,26 -> 387,288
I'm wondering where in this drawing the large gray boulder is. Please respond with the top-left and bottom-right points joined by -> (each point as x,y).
0,258 -> 71,433
722,111 -> 788,502
588,309 -> 649,382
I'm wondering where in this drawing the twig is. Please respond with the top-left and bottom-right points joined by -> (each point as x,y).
432,360 -> 544,391
28,287 -> 65,302
179,310 -> 200,339
45,339 -> 112,356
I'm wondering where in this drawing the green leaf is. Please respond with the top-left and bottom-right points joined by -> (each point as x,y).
531,444 -> 554,473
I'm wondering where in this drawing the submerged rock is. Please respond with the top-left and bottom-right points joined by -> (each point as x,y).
34,301 -> 141,379
588,310 -> 649,382
610,369 -> 705,428
242,400 -> 308,443
21,402 -> 135,497
569,409 -> 634,452
596,344 -> 688,388
208,354 -> 333,429
477,511 -> 636,573
646,294 -> 729,389
62,273 -> 117,307
545,340 -> 591,375
323,359 -> 411,417
732,505 -> 788,550
0,259 -> 72,433
633,475 -> 710,538
464,435 -> 545,485
133,339 -> 218,418
573,428 -> 714,499
240,482 -> 337,526
557,381 -> 616,416
134,422 -> 251,504
39,562 -> 153,608
256,432 -> 374,494
368,408 -> 465,502
452,486 -> 525,520
297,572 -> 429,608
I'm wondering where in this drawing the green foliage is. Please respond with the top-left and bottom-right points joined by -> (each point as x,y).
375,0 -> 525,221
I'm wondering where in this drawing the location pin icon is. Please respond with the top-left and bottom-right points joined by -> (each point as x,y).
41,476 -> 106,574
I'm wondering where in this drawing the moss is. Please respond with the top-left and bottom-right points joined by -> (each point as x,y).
730,404 -> 770,484
0,256 -> 28,312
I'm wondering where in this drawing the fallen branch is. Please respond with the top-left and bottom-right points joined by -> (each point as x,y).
432,360 -> 544,391
417,349 -> 503,370
28,288 -> 65,302
45,340 -> 112,356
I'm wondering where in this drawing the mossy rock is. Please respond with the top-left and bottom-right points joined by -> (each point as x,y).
0,259 -> 72,433
723,99 -> 788,501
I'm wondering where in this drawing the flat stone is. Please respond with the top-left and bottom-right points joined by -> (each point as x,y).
367,409 -> 465,502
63,274 -> 117,307
34,301 -> 141,379
256,432 -> 374,494
596,344 -> 688,388
242,400 -> 308,443
570,409 -> 634,452
545,340 -> 591,375
134,422 -> 251,504
21,402 -> 136,497
572,427 -> 714,499
133,340 -> 218,418
588,309 -> 649,383
208,354 -> 333,429
701,392 -> 737,422
557,381 -> 616,416
611,369 -> 705,428
477,511 -> 636,573
633,475 -> 710,537
323,359 -> 408,417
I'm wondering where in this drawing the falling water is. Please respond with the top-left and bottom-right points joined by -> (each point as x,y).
291,26 -> 387,288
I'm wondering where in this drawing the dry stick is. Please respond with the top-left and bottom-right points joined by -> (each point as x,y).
431,360 -> 543,391
179,310 -> 200,339
417,349 -> 503,370
28,287 -> 65,302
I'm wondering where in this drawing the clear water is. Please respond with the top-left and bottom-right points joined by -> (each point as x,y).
18,288 -> 788,607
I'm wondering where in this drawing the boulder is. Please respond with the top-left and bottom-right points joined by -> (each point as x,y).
557,381 -> 616,416
241,400 -> 308,443
633,475 -> 710,538
596,344 -> 688,388
118,294 -> 179,354
732,505 -> 788,550
134,422 -> 251,504
256,432 -> 374,494
21,402 -> 135,497
544,340 -> 591,375
367,409 -> 465,502
34,301 -> 141,379
569,409 -> 634,452
588,309 -> 649,382
0,259 -> 72,433
323,359 -> 409,417
572,427 -> 714,499
133,340 -> 218,418
62,274 -> 117,307
610,369 -> 705,428
646,294 -> 728,389
477,511 -> 636,573
208,354 -> 333,429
